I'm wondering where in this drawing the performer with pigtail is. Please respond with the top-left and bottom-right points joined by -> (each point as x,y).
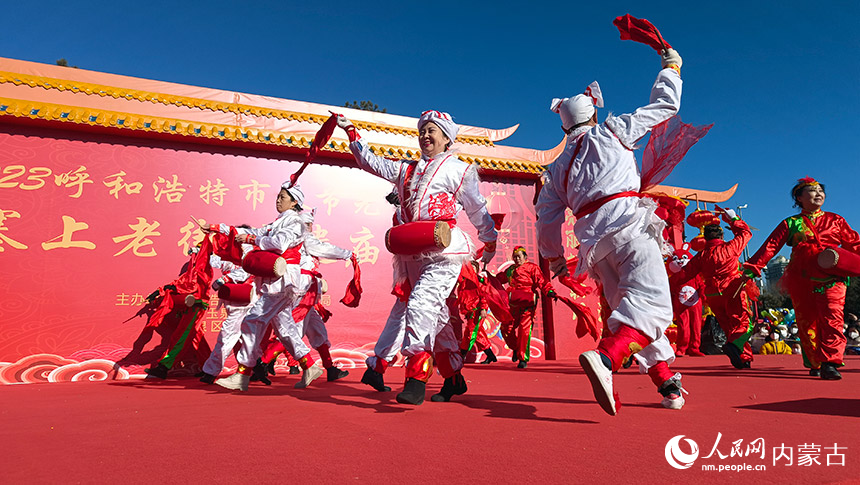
745,177 -> 860,380
336,110 -> 498,405
200,182 -> 327,392
499,246 -> 557,369
535,40 -> 687,415
672,206 -> 757,370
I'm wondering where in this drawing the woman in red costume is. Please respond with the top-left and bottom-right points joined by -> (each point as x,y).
745,177 -> 860,380
500,247 -> 556,369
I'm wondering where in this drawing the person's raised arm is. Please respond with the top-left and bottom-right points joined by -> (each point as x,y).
336,114 -> 402,182
603,49 -> 683,148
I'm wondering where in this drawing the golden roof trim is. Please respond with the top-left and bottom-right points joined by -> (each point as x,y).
0,70 -> 493,147
0,97 -> 540,175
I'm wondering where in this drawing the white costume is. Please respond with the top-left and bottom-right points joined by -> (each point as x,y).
535,68 -> 682,371
271,229 -> 352,358
202,253 -> 257,376
348,132 -> 497,375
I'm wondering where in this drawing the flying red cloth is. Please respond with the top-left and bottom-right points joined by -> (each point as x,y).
555,256 -> 601,340
613,14 -> 671,52
138,236 -> 214,331
289,113 -> 339,187
211,226 -> 244,265
555,294 -> 601,341
640,116 -> 713,192
172,236 -> 215,300
339,254 -> 363,307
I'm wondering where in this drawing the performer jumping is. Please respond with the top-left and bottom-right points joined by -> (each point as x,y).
499,246 -> 557,368
204,182 -> 326,392
336,110 -> 498,405
672,207 -> 757,369
745,177 -> 860,380
535,46 -> 686,415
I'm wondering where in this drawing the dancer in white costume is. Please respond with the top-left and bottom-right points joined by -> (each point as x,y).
206,182 -> 325,392
336,110 -> 497,405
272,208 -> 354,382
535,48 -> 687,415
198,248 -> 257,383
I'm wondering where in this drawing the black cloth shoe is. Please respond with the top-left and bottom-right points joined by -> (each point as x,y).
480,348 -> 497,364
360,367 -> 391,392
511,353 -> 519,363
820,363 -> 842,380
395,378 -> 426,405
809,368 -> 821,377
145,364 -> 168,379
199,372 -> 216,384
430,373 -> 467,402
517,360 -> 528,369
722,343 -> 748,370
327,367 -> 349,382
288,366 -> 300,375
266,360 -> 277,376
250,360 -> 272,385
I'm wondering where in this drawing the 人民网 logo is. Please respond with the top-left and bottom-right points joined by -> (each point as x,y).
665,435 -> 699,469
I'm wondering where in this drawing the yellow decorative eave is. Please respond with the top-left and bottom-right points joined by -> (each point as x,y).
0,70 -> 494,147
0,97 -> 542,176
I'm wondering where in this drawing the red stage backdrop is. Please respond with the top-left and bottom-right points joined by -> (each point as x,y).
0,124 -> 597,384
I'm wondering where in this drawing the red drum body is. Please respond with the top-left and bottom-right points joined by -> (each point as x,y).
218,283 -> 253,305
242,250 -> 287,277
817,247 -> 860,278
385,221 -> 452,255
509,288 -> 536,308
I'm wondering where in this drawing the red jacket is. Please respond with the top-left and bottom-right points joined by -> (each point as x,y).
747,210 -> 860,273
675,219 -> 751,297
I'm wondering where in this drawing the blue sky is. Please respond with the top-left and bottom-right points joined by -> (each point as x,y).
3,1 -> 859,255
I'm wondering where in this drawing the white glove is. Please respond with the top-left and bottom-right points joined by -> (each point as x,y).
212,278 -> 225,291
722,208 -> 737,220
480,241 -> 497,265
336,115 -> 354,130
549,257 -> 569,279
661,48 -> 682,69
335,114 -> 359,141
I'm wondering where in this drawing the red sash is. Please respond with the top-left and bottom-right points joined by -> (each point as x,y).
574,191 -> 640,219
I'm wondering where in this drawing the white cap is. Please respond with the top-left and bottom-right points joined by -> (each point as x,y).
551,81 -> 604,131
280,181 -> 305,208
418,110 -> 459,144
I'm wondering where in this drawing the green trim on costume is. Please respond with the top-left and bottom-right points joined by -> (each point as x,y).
158,302 -> 207,369
730,320 -> 754,352
524,324 -> 532,362
466,312 -> 483,352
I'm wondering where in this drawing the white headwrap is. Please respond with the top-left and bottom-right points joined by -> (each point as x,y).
280,181 -> 305,208
417,110 -> 459,144
550,81 -> 604,131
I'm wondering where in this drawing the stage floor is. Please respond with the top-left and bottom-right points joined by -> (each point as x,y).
2,354 -> 858,484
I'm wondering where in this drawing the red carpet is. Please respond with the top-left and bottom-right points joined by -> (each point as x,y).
2,354 -> 859,484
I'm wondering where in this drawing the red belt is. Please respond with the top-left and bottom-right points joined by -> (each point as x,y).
574,191 -> 640,219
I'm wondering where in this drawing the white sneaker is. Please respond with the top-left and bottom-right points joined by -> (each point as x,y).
215,372 -> 250,392
662,392 -> 686,410
579,350 -> 617,416
659,373 -> 688,410
294,363 -> 324,389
